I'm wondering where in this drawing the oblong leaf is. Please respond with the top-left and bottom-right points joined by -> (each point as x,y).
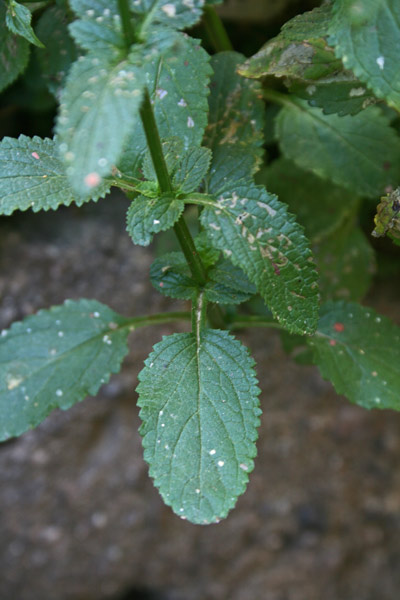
0,135 -> 110,215
6,0 -> 44,47
275,101 -> 400,198
0,300 -> 130,441
137,329 -> 261,524
308,302 -> 400,410
199,184 -> 319,335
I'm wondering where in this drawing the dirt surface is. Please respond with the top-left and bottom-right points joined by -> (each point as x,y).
1,196 -> 400,600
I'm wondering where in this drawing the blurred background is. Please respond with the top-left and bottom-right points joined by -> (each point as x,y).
1,1 -> 400,599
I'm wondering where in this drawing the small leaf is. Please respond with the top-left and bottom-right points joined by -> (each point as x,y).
308,302 -> 400,410
151,253 -> 256,303
257,158 -> 359,243
328,0 -> 400,113
126,194 -> 184,246
150,252 -> 198,300
35,5 -> 79,96
119,33 -> 212,178
56,51 -> 145,194
199,184 -> 319,335
6,0 -> 44,48
0,1 -> 29,93
137,329 -> 261,524
142,137 -> 184,182
204,52 -> 264,172
275,101 -> 400,198
0,135 -> 110,215
0,299 -> 130,441
172,146 -> 212,193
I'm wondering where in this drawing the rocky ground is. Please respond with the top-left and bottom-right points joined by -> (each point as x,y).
1,195 -> 400,600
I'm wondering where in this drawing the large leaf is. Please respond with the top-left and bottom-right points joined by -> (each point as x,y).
56,50 -> 145,194
0,299 -> 130,441
126,194 -> 184,246
308,302 -> 400,410
118,34 -> 212,177
204,52 -> 264,172
0,1 -> 29,93
5,0 -> 44,47
328,0 -> 400,113
275,101 -> 400,198
0,135 -> 110,215
35,5 -> 79,97
257,158 -> 358,243
197,183 -> 319,335
137,329 -> 261,524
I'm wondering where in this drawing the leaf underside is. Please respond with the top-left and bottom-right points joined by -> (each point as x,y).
137,329 -> 261,524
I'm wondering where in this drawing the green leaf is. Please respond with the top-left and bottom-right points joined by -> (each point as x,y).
137,329 -> 261,524
172,146 -> 212,193
199,183 -> 319,335
308,301 -> 400,410
131,0 -> 205,32
126,194 -> 184,246
204,52 -> 264,172
56,51 -> 145,194
5,0 -> 44,48
35,5 -> 78,97
0,1 -> 29,93
206,260 -> 257,304
69,0 -> 125,55
328,0 -> 400,113
0,135 -> 110,215
289,76 -> 377,117
0,299 -> 130,441
314,225 -> 375,302
238,4 -> 339,82
257,158 -> 359,243
119,34 -> 212,178
275,101 -> 400,198
142,137 -> 184,182
150,252 -> 198,299
150,253 -> 256,303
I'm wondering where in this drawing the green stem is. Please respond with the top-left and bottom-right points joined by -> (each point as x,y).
139,89 -> 207,286
139,89 -> 172,193
173,219 -> 208,286
203,5 -> 233,52
139,88 -> 225,328
123,311 -> 191,332
117,0 -> 137,46
192,291 -> 207,339
263,88 -> 296,109
229,315 -> 284,331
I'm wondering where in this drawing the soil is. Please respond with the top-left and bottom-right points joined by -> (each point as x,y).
1,195 -> 400,600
